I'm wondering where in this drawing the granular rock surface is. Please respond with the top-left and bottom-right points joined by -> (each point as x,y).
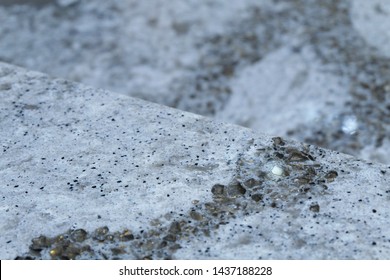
1,62 -> 390,259
1,0 -> 390,164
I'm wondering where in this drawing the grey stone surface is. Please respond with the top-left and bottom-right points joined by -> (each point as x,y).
1,0 -> 390,164
1,62 -> 390,259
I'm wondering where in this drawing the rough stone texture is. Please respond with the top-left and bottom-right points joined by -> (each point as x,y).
1,0 -> 390,164
1,62 -> 390,259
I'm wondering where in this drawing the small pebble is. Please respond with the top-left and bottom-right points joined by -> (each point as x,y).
272,165 -> 283,176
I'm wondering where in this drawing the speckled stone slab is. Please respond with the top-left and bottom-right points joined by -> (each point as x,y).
1,62 -> 390,260
2,0 -> 390,165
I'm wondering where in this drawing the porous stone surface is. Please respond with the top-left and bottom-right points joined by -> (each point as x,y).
1,0 -> 390,164
1,62 -> 390,259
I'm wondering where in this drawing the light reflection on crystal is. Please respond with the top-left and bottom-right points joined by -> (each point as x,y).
341,115 -> 358,135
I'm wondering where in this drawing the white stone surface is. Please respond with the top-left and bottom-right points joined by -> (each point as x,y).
1,62 -> 390,259
215,46 -> 350,137
0,62 -> 243,259
2,0 -> 389,165
351,0 -> 390,58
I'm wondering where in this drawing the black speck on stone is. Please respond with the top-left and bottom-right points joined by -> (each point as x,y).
163,234 -> 176,242
211,184 -> 225,196
244,178 -> 261,188
227,182 -> 246,197
272,137 -> 285,146
169,221 -> 181,234
251,193 -> 263,202
275,152 -> 284,159
309,203 -> 320,213
325,170 -> 338,181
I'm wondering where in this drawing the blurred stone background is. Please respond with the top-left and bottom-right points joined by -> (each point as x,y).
1,0 -> 389,163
